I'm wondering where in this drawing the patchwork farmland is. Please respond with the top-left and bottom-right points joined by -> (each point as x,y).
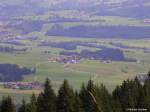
0,37 -> 150,103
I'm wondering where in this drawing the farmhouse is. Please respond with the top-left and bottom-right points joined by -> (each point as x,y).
100,60 -> 112,64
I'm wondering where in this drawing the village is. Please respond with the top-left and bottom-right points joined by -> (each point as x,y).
48,55 -> 82,64
3,82 -> 43,90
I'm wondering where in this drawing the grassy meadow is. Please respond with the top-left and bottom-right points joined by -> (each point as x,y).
0,37 -> 150,102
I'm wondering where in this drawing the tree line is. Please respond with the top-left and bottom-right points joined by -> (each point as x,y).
0,72 -> 150,112
0,46 -> 27,53
46,25 -> 150,39
0,64 -> 35,81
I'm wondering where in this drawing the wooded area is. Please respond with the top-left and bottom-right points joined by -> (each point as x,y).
0,72 -> 150,112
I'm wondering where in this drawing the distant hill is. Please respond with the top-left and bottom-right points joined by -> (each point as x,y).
0,0 -> 150,18
0,0 -> 150,39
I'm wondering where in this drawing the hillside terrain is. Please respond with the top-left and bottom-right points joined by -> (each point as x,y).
0,0 -> 150,39
0,0 -> 150,103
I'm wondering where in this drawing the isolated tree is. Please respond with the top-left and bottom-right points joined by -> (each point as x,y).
27,94 -> 37,112
79,80 -> 100,112
56,80 -> 77,112
94,84 -> 114,112
112,85 -> 123,112
37,78 -> 56,112
0,96 -> 16,112
73,92 -> 85,112
143,71 -> 150,110
18,99 -> 28,112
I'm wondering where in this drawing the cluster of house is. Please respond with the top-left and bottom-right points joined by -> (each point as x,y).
48,55 -> 81,64
48,55 -> 114,64
99,59 -> 112,64
3,82 -> 43,90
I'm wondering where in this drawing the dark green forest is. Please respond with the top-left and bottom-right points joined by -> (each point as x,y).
0,64 -> 35,82
0,72 -> 150,112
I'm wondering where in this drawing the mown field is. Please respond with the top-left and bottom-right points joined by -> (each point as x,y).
0,38 -> 150,102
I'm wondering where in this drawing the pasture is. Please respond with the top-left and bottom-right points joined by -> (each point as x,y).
0,38 -> 150,102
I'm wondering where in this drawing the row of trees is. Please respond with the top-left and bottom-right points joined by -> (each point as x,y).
0,72 -> 150,112
0,46 -> 27,53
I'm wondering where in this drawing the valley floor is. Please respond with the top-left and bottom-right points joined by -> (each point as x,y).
0,38 -> 150,103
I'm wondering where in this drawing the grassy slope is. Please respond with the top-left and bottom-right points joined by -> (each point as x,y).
0,38 -> 150,102
1,1 -> 150,103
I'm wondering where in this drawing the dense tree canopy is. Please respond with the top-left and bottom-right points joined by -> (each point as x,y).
0,96 -> 16,112
37,78 -> 56,112
0,71 -> 150,112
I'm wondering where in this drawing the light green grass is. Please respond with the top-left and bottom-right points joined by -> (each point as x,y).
0,39 -> 150,102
